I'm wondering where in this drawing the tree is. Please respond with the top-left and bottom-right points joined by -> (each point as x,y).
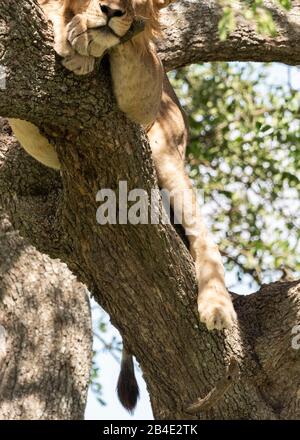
0,0 -> 299,419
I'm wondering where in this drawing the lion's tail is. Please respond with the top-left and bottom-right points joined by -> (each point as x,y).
117,347 -> 139,413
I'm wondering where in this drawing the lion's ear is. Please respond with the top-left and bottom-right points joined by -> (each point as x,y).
154,0 -> 175,10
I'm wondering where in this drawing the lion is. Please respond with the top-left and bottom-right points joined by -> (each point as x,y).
8,0 -> 237,412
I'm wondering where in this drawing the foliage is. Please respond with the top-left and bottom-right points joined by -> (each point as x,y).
218,0 -> 292,41
169,62 -> 300,287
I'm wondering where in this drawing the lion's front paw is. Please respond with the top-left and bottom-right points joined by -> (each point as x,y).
53,35 -> 73,58
62,53 -> 95,76
198,286 -> 237,331
67,14 -> 119,59
67,15 -> 90,56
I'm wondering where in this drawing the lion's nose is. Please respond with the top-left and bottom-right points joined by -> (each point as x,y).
100,4 -> 125,19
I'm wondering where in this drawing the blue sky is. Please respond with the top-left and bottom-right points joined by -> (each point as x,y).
85,299 -> 153,420
85,62 -> 300,420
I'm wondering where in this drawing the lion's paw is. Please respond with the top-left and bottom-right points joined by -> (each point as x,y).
67,15 -> 90,56
198,287 -> 237,331
54,37 -> 73,58
62,53 -> 95,76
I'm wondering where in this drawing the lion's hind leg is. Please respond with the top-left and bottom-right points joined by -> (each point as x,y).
8,119 -> 60,170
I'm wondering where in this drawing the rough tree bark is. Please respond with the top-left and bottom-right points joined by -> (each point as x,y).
159,0 -> 300,69
0,208 -> 92,420
0,0 -> 299,420
0,135 -> 92,418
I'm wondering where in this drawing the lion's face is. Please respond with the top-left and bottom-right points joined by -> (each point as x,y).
76,1 -> 134,38
66,0 -> 173,40
63,0 -> 174,59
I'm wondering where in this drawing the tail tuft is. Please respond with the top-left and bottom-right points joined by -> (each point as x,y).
117,348 -> 139,413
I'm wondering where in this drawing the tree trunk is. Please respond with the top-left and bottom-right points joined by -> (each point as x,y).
0,205 -> 92,419
0,0 -> 299,420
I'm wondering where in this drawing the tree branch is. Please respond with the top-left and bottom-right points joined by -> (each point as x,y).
0,208 -> 92,420
186,357 -> 240,414
159,1 -> 300,70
